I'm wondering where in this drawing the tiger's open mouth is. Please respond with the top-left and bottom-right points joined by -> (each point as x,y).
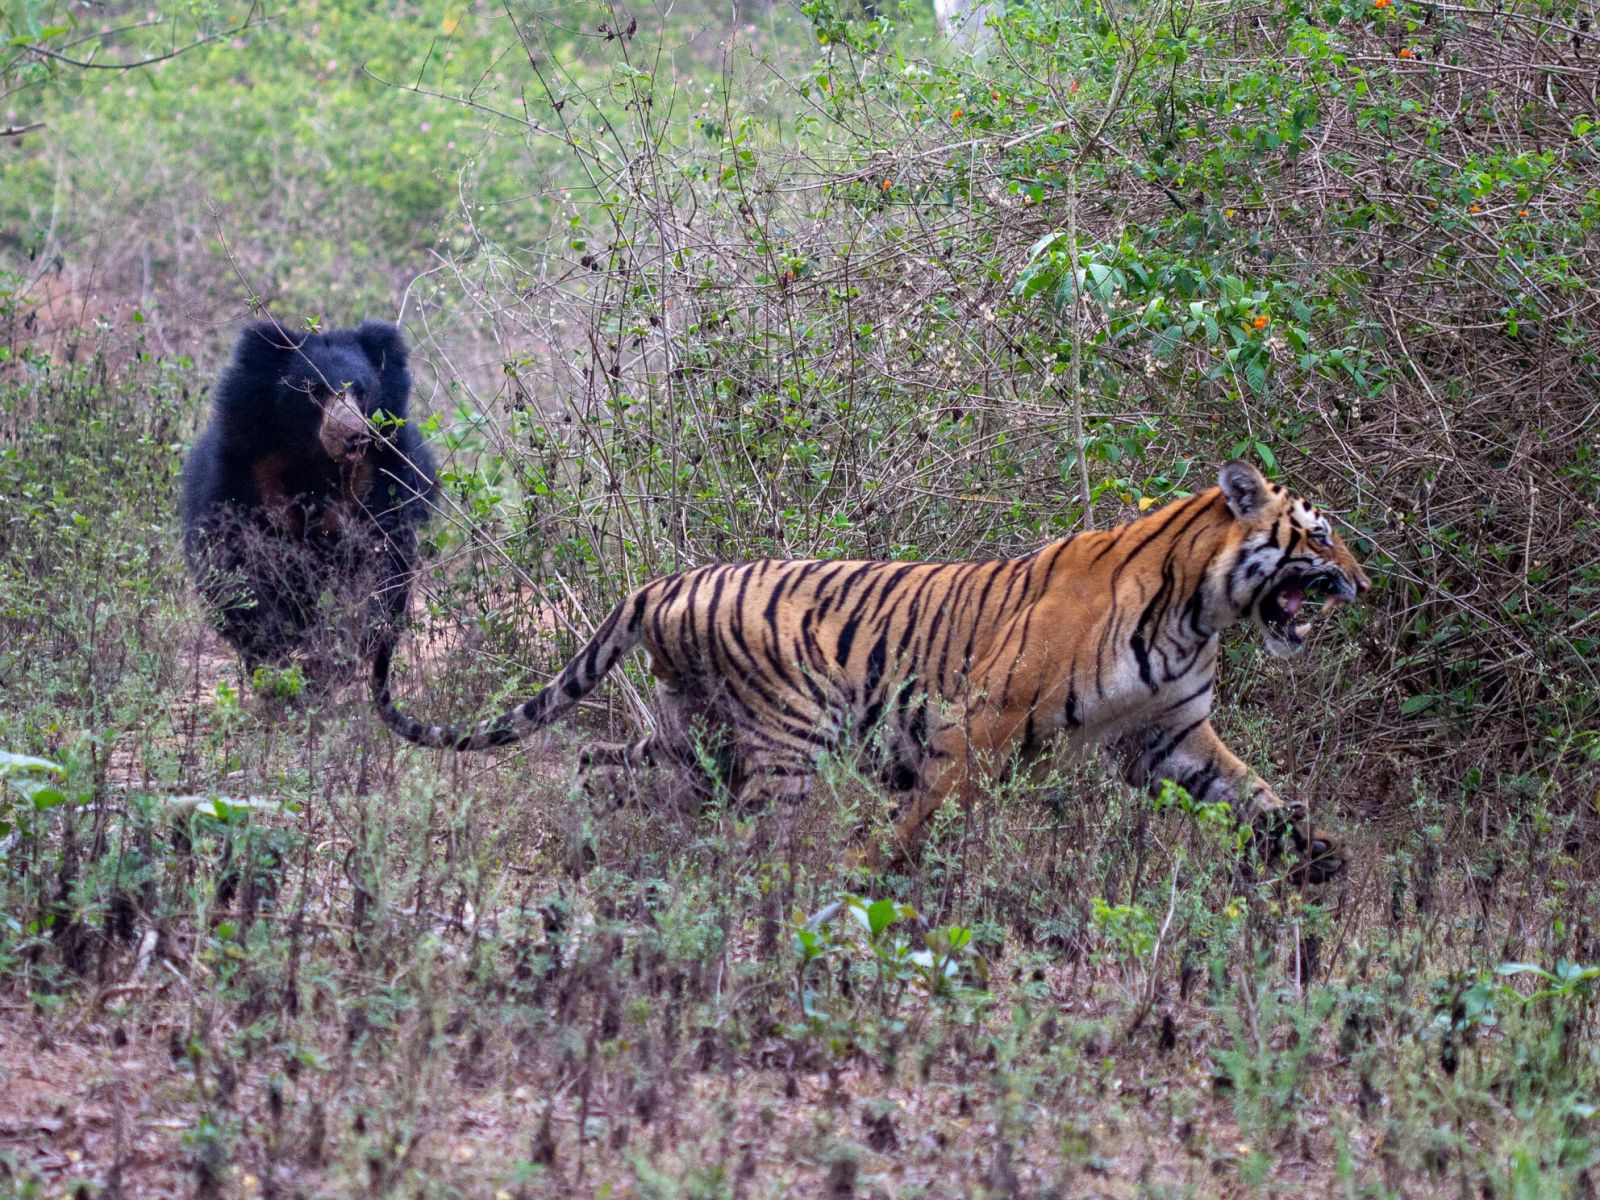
1261,572 -> 1347,657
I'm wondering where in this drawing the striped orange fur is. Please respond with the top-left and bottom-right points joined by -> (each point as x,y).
374,460 -> 1369,880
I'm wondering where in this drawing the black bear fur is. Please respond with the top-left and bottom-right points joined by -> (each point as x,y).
181,320 -> 437,687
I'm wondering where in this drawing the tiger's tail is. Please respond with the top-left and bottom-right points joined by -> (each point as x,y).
372,592 -> 643,751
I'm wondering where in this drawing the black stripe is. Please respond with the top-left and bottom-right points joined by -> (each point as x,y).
1160,679 -> 1213,716
1184,587 -> 1206,637
864,563 -> 922,624
1130,628 -> 1153,693
894,567 -> 948,679
646,572 -> 691,671
1091,492 -> 1205,566
761,561 -> 801,640
1177,763 -> 1220,804
864,630 -> 888,697
998,607 -> 1037,707
1144,716 -> 1208,775
835,615 -> 860,666
931,561 -> 985,686
824,561 -> 879,618
958,560 -> 1009,670
907,701 -> 929,749
580,603 -> 623,680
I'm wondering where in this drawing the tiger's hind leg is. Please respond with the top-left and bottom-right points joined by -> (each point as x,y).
578,733 -> 671,770
726,752 -> 817,856
577,680 -> 725,813
842,704 -> 992,872
731,754 -> 816,813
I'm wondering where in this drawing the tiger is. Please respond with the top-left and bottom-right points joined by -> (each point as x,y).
373,460 -> 1370,881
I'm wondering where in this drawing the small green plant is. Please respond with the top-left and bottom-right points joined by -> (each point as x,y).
0,749 -> 66,847
1496,960 -> 1600,1005
249,661 -> 307,702
1151,778 -> 1250,855
792,894 -> 981,1031
1089,896 -> 1157,962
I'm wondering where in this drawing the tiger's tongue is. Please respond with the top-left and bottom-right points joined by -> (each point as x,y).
1279,585 -> 1304,616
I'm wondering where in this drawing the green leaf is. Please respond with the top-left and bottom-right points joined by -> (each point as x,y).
1022,230 -> 1068,262
1400,694 -> 1437,716
794,927 -> 826,960
1083,262 -> 1122,305
0,750 -> 64,777
1014,263 -> 1057,299
865,898 -> 899,939
30,787 -> 69,810
164,794 -> 283,820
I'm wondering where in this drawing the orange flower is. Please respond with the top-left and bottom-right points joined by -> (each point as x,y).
1519,208 -> 1530,217
1252,315 -> 1269,330
1397,46 -> 1413,58
882,179 -> 893,191
990,89 -> 1000,100
1373,0 -> 1392,8
1469,203 -> 1482,213
952,107 -> 964,120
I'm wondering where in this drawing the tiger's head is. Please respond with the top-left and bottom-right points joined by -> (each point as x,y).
1216,460 -> 1371,659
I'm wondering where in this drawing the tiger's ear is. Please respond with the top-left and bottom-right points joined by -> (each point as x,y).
1218,459 -> 1269,520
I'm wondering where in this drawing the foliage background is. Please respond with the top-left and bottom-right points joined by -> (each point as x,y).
1,0 -> 1598,1195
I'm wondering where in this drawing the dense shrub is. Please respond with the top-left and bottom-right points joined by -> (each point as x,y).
2,3 -> 1598,1194
415,0 -> 1598,840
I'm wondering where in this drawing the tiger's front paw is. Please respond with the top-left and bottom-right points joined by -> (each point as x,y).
1289,823 -> 1345,884
1254,809 -> 1346,884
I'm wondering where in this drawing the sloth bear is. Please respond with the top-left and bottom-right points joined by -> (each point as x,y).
181,320 -> 437,690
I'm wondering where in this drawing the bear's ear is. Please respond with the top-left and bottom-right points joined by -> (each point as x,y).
1218,459 -> 1269,520
231,320 -> 305,374
354,321 -> 409,372
230,320 -> 307,385
355,320 -> 412,417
